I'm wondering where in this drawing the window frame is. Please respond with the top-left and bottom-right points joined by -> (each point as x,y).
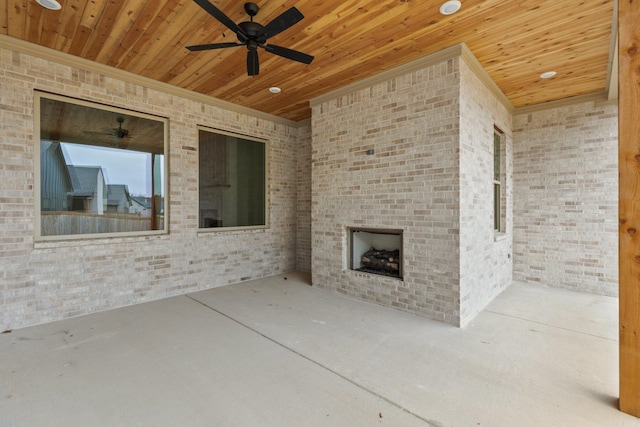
197,126 -> 269,233
493,126 -> 506,234
34,91 -> 169,242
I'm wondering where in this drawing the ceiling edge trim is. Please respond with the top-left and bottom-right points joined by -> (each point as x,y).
309,43 -> 514,114
608,37 -> 619,101
513,92 -> 610,115
294,118 -> 311,130
459,44 -> 514,114
310,44 -> 465,107
0,35 -> 297,127
606,0 -> 619,101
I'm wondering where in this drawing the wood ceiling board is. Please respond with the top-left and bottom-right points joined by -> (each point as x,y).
54,0 -> 84,52
0,6 -> 6,37
25,1 -> 44,43
83,2 -> 125,61
5,1 -> 26,39
123,1 -> 202,76
40,2 -> 67,48
116,1 -> 186,72
96,0 -> 152,67
3,0 -> 616,121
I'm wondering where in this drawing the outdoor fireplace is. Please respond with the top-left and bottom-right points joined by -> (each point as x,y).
349,227 -> 403,279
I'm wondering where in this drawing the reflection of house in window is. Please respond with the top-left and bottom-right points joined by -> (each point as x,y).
37,93 -> 167,238
107,184 -> 132,213
40,141 -> 72,211
130,196 -> 151,217
67,166 -> 107,214
40,142 -> 107,214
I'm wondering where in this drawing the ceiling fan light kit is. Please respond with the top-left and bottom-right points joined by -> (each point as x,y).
187,0 -> 314,76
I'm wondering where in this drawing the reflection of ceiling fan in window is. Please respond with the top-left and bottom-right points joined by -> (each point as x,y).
83,117 -> 131,147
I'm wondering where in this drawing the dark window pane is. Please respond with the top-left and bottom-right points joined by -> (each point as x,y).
493,132 -> 501,181
198,130 -> 266,229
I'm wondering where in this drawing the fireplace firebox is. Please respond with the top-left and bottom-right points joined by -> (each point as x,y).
349,227 -> 403,279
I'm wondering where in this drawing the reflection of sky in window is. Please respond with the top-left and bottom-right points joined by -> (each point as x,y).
62,143 -> 163,197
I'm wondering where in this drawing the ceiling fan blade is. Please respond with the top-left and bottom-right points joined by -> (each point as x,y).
193,0 -> 248,41
186,42 -> 244,51
264,44 -> 314,65
257,7 -> 304,41
247,48 -> 259,76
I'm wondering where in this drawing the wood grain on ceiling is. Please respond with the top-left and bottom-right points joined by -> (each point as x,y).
2,0 -> 615,121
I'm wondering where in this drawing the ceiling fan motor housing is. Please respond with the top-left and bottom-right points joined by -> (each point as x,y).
239,21 -> 265,41
244,3 -> 259,17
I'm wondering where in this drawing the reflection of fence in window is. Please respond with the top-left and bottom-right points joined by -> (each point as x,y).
41,211 -> 164,235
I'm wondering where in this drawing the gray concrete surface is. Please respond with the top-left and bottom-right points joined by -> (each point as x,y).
0,272 -> 636,426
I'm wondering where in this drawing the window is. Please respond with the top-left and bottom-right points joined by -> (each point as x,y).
198,128 -> 267,230
493,127 -> 505,232
36,92 -> 167,239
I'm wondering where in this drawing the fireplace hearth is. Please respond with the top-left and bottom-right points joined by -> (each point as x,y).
349,228 -> 403,279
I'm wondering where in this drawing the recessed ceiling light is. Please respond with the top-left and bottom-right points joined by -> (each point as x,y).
440,1 -> 461,15
36,0 -> 62,10
540,71 -> 557,79
269,87 -> 281,94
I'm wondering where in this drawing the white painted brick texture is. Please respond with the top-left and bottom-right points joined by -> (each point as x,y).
0,47 -> 302,330
458,61 -> 513,325
296,121 -> 312,272
513,101 -> 618,296
311,56 -> 516,327
312,59 -> 463,325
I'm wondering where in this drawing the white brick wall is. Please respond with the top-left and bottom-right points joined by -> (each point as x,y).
458,61 -> 513,325
310,54 -> 515,326
513,101 -> 618,296
0,47 -> 302,330
0,42 -> 619,331
296,120 -> 312,272
312,56 -> 485,326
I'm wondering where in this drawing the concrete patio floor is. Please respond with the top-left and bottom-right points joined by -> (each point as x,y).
0,272 -> 637,426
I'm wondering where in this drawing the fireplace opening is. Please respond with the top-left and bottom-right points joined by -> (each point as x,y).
349,228 -> 403,279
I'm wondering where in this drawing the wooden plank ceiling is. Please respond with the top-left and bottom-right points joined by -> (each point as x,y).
2,0 -> 615,121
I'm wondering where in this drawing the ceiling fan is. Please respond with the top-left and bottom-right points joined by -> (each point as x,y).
83,117 -> 131,146
186,0 -> 314,76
